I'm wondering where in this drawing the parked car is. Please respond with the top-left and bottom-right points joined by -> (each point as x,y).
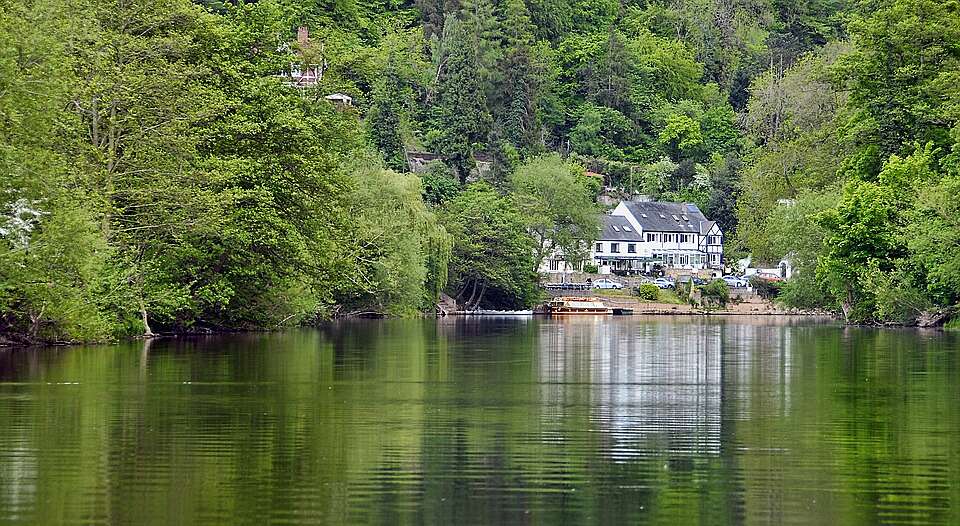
677,275 -> 707,286
722,275 -> 748,288
652,277 -> 675,290
593,278 -> 624,290
754,272 -> 784,282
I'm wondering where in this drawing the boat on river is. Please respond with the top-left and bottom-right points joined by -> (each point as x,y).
545,297 -> 613,315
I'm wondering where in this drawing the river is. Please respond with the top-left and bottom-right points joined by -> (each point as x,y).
0,316 -> 958,524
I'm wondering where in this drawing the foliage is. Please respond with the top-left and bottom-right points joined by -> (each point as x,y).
336,161 -> 449,316
700,279 -> 729,309
749,276 -> 781,301
835,0 -> 960,173
441,183 -> 539,310
419,161 -> 461,206
5,0 -> 958,336
760,190 -> 836,308
636,283 -> 660,301
510,154 -> 600,270
429,15 -> 491,180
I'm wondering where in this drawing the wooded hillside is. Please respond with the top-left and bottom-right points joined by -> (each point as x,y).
1,0 -> 958,341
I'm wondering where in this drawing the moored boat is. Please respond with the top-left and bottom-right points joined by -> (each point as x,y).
545,297 -> 613,315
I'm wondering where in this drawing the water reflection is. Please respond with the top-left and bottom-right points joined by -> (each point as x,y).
538,316 -> 722,459
0,318 -> 958,524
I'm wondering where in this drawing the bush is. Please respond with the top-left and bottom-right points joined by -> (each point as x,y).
583,263 -> 599,274
675,279 -> 695,301
701,279 -> 729,309
636,283 -> 659,300
749,276 -> 782,301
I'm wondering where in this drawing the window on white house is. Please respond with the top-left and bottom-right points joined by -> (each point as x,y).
549,259 -> 562,271
646,233 -> 655,242
595,242 -> 602,252
628,244 -> 636,253
611,243 -> 620,253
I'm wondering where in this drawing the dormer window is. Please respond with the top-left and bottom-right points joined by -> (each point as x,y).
623,226 -> 632,232
612,225 -> 620,232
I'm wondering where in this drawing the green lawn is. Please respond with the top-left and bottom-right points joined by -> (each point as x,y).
593,288 -> 686,304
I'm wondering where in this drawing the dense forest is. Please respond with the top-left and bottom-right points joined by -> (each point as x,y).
1,0 -> 958,342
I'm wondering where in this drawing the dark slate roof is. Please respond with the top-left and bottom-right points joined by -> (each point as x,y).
624,201 -> 709,233
599,215 -> 643,241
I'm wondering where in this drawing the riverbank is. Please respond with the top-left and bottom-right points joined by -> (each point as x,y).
591,292 -> 830,317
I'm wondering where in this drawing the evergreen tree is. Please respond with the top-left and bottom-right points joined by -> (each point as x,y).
369,59 -> 409,172
433,15 -> 492,181
460,0 -> 502,100
495,0 -> 542,152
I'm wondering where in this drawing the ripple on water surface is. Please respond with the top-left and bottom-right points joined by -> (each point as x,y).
0,317 -> 958,524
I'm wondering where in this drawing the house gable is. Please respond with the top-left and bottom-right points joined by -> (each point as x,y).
611,202 -> 643,235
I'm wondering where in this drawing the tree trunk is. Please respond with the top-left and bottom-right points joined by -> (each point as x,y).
463,278 -> 479,309
470,282 -> 489,311
139,298 -> 155,338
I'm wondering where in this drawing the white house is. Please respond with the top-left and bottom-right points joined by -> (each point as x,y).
541,200 -> 724,275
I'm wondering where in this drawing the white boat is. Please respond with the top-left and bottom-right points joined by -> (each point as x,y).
544,297 -> 613,315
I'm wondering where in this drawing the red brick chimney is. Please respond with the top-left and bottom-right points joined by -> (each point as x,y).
297,26 -> 309,47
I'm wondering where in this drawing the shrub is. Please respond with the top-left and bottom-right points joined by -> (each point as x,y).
749,276 -> 782,301
701,279 -> 729,309
636,283 -> 659,300
583,263 -> 599,274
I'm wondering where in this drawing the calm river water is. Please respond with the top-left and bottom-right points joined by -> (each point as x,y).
1,316 -> 959,524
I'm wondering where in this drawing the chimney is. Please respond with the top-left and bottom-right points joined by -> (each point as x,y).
297,26 -> 309,47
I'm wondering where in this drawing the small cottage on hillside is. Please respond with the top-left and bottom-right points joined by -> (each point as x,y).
279,27 -> 324,88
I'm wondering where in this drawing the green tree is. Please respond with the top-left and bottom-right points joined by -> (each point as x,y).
460,0 -> 502,99
442,183 -> 539,309
431,15 -> 492,180
816,180 -> 900,322
368,59 -> 409,172
419,160 -> 461,206
835,0 -> 960,175
337,162 -> 449,315
510,154 -> 600,271
764,191 -> 837,310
